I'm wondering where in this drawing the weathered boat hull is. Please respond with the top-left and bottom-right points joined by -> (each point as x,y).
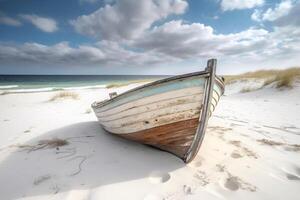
92,59 -> 224,163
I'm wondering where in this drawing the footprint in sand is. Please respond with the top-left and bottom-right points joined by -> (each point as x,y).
220,173 -> 256,192
228,140 -> 258,159
231,151 -> 243,159
189,160 -> 202,168
296,166 -> 300,175
224,177 -> 240,191
194,161 -> 202,167
286,173 -> 300,180
149,171 -> 170,184
193,170 -> 209,186
183,185 -> 193,195
33,174 -> 51,185
282,165 -> 300,181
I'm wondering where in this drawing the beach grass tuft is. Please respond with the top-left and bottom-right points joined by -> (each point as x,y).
224,67 -> 300,88
38,138 -> 69,148
106,83 -> 129,89
0,91 -> 10,95
17,138 -> 69,152
240,87 -> 260,93
274,68 -> 299,88
49,91 -> 79,101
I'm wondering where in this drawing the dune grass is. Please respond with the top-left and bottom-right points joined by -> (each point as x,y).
49,91 -> 79,101
37,138 -> 69,148
106,83 -> 129,89
271,68 -> 300,88
240,87 -> 258,93
224,67 -> 300,88
0,91 -> 9,95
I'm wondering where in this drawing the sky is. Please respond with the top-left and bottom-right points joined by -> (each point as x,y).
0,0 -> 299,75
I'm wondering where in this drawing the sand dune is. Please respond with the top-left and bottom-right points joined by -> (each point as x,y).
0,80 -> 299,200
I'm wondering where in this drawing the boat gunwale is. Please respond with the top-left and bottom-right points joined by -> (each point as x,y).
92,70 -> 224,109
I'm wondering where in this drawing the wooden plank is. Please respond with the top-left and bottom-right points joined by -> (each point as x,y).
96,92 -> 203,121
118,118 -> 199,158
97,86 -> 221,134
93,76 -> 206,112
98,102 -> 201,127
95,87 -> 203,116
103,107 -> 201,134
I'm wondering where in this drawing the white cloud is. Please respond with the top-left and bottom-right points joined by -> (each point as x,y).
251,9 -> 261,21
2,19 -> 299,73
221,0 -> 264,11
251,0 -> 297,22
0,15 -> 22,26
274,1 -> 300,26
133,20 -> 271,60
213,15 -> 219,20
133,20 -> 222,58
1,0 -> 300,74
262,0 -> 293,21
20,14 -> 58,33
71,0 -> 188,41
0,41 -> 176,68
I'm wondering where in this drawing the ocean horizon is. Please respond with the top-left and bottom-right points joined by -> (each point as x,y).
0,75 -> 169,93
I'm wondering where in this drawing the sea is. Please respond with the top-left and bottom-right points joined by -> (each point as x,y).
0,75 -> 169,93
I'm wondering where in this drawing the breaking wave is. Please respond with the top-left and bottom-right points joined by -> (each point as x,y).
0,85 -> 107,94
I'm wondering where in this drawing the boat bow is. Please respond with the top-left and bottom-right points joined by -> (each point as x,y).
184,59 -> 217,163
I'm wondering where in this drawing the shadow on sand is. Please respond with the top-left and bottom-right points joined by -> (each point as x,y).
0,121 -> 184,199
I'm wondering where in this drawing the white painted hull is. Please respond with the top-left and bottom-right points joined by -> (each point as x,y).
94,86 -> 221,134
92,59 -> 224,163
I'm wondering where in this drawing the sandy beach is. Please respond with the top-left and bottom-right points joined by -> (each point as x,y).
0,79 -> 299,200
1,0 -> 300,198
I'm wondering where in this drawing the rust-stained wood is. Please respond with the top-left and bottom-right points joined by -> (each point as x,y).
118,118 -> 199,158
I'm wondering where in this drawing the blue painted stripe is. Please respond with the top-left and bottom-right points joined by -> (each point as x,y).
98,76 -> 206,112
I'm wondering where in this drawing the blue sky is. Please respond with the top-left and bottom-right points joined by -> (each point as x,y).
0,0 -> 299,75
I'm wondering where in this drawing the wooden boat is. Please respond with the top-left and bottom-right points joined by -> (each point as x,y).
92,59 -> 225,163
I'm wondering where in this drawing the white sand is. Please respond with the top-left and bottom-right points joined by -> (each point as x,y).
0,81 -> 300,200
